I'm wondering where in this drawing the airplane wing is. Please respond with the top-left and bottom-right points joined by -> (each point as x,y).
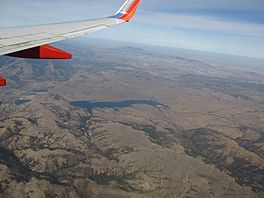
0,0 -> 141,58
0,0 -> 141,86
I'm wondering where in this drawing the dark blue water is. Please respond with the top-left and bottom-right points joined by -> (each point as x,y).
70,100 -> 162,111
15,100 -> 31,106
32,89 -> 48,93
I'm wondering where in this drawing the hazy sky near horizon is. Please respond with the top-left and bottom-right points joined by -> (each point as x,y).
0,0 -> 263,59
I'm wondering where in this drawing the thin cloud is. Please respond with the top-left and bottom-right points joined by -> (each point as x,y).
144,0 -> 264,11
137,12 -> 264,38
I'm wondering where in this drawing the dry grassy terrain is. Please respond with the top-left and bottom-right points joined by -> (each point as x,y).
0,40 -> 263,197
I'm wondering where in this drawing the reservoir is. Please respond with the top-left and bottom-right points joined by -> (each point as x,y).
70,100 -> 162,111
15,99 -> 31,106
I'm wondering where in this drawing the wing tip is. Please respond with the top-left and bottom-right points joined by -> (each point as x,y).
112,0 -> 141,21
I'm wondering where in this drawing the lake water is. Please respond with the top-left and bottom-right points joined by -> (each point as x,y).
15,100 -> 31,106
32,89 -> 48,93
70,100 -> 162,111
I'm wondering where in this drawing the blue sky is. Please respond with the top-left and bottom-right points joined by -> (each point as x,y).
0,0 -> 263,59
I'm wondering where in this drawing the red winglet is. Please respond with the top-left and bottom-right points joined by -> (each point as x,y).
120,0 -> 141,21
113,0 -> 141,21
